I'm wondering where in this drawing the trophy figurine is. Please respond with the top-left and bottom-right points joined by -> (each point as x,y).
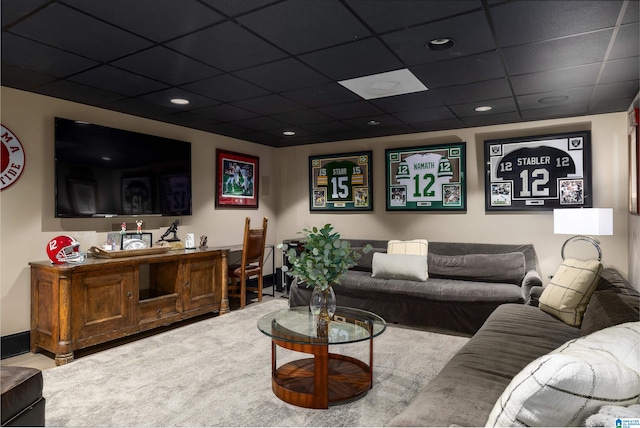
159,219 -> 180,242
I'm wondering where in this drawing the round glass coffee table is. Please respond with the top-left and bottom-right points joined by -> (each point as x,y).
257,306 -> 386,409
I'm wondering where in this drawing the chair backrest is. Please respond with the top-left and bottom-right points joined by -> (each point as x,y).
241,217 -> 268,267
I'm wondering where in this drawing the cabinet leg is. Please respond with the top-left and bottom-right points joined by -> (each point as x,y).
55,352 -> 74,366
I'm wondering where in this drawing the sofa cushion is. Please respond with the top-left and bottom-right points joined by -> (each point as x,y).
429,252 -> 525,285
371,253 -> 427,282
581,290 -> 640,336
539,258 -> 603,327
486,321 -> 640,427
388,239 -> 429,279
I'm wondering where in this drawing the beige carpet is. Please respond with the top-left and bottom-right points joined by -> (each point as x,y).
42,299 -> 469,427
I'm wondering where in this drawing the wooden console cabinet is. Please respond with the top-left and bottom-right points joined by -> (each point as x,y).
30,248 -> 229,365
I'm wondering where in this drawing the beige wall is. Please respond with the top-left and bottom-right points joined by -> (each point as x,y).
275,114 -> 631,286
0,86 -> 633,337
1,87 -> 278,336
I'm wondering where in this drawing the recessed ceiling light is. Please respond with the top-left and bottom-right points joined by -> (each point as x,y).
170,98 -> 190,105
538,95 -> 569,104
427,37 -> 455,50
101,156 -> 111,161
474,106 -> 492,112
366,120 -> 381,126
283,131 -> 296,136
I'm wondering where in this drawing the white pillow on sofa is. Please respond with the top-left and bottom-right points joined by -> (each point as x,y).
485,321 -> 640,427
371,253 -> 428,282
387,239 -> 429,279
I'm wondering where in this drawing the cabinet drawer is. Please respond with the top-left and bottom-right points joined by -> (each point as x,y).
139,293 -> 179,323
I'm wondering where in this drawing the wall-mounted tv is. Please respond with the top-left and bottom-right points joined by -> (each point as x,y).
55,117 -> 192,218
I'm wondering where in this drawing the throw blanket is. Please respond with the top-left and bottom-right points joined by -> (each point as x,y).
586,404 -> 640,427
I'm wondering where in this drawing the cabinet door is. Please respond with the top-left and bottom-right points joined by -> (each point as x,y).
182,257 -> 222,312
71,267 -> 136,341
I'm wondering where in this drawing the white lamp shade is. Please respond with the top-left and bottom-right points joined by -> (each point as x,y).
553,208 -> 613,235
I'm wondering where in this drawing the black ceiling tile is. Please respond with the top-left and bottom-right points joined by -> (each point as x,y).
64,0 -> 224,42
392,106 -> 456,124
36,79 -> 126,106
112,47 -> 221,86
511,63 -> 601,95
1,32 -> 99,78
521,103 -> 588,121
207,122 -> 253,136
608,23 -> 640,60
274,134 -> 328,147
9,3 -> 152,62
1,0 -> 50,27
240,131 -> 285,146
200,0 -> 281,17
303,121 -> 357,135
460,112 -> 522,128
317,101 -> 385,120
599,57 -> 640,84
299,38 -> 404,81
345,0 -> 481,33
232,94 -> 306,115
344,114 -> 403,130
191,103 -> 259,122
231,116 -> 288,131
370,91 -> 444,113
104,98 -> 178,119
381,11 -> 496,66
282,83 -> 361,108
165,21 -> 287,72
271,110 -> 333,126
1,63 -> 58,89
234,58 -> 331,92
490,0 -> 622,47
163,112 -> 218,129
137,88 -> 220,110
592,81 -> 640,101
410,51 -> 505,89
516,86 -> 594,111
622,0 -> 639,25
364,124 -> 416,139
503,31 -> 613,75
323,129 -> 370,142
448,97 -> 517,118
589,98 -> 636,115
428,78 -> 512,105
238,0 -> 371,55
180,74 -> 270,103
409,118 -> 465,133
68,65 -> 169,97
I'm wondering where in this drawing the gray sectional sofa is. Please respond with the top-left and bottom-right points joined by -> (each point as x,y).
389,267 -> 640,426
289,239 -> 543,335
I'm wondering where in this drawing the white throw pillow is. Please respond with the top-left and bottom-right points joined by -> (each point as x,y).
371,253 -> 428,282
387,239 -> 429,279
485,322 -> 640,427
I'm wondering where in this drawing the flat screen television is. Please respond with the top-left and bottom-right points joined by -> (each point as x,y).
55,117 -> 192,218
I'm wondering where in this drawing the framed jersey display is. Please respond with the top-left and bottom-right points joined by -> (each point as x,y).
484,131 -> 592,211
309,151 -> 372,211
385,143 -> 466,211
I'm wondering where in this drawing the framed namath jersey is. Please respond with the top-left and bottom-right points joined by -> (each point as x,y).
484,131 -> 592,211
309,151 -> 372,211
385,143 -> 466,211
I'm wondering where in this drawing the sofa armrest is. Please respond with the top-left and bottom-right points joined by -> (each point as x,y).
528,286 -> 545,307
521,270 -> 543,304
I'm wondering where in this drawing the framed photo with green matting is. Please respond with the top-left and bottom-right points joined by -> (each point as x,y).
309,151 -> 373,211
385,143 -> 466,211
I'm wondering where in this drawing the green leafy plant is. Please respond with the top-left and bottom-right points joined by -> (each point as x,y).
278,224 -> 372,291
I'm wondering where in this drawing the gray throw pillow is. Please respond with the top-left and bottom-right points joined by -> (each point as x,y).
428,252 -> 526,285
371,253 -> 427,282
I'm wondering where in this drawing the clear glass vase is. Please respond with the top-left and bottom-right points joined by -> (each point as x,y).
310,284 -> 336,322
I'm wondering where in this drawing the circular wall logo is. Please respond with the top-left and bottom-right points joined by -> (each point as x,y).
1,125 -> 26,191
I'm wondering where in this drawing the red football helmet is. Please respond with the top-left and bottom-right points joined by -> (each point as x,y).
46,235 -> 85,264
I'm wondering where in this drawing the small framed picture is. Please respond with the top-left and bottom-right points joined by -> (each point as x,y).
120,232 -> 152,250
216,149 -> 259,208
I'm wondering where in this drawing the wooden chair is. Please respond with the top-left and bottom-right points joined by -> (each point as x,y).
228,217 -> 268,309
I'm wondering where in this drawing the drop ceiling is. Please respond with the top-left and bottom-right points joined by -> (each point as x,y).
2,0 -> 638,147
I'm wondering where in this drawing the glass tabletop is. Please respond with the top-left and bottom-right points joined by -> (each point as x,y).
257,306 -> 386,345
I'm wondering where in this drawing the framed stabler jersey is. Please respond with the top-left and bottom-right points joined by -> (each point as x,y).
309,151 -> 372,211
386,142 -> 466,211
484,131 -> 592,211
